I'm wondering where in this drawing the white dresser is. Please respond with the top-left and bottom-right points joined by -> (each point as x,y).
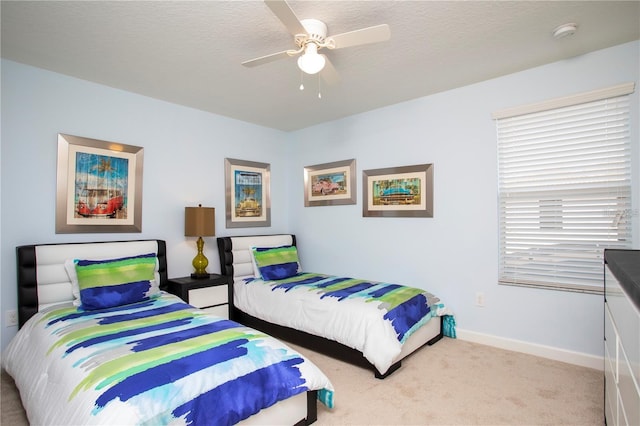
604,249 -> 640,426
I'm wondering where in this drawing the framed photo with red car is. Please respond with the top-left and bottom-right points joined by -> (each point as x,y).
56,133 -> 143,233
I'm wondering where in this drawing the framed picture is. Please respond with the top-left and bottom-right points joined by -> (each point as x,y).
304,159 -> 356,207
362,163 -> 433,218
225,158 -> 271,228
56,134 -> 143,233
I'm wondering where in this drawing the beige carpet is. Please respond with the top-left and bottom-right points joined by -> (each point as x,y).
301,338 -> 602,425
1,338 -> 602,425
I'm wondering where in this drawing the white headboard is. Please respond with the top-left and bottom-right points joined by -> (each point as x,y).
16,240 -> 167,327
217,234 -> 295,282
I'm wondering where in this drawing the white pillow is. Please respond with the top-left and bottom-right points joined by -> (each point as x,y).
64,258 -> 82,306
250,247 -> 261,278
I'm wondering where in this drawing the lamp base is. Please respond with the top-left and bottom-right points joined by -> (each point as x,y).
190,273 -> 211,279
191,236 -> 210,279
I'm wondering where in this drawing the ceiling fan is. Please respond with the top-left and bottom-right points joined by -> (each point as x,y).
242,0 -> 391,84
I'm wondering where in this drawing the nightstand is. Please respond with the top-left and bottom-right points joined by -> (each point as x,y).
167,274 -> 229,318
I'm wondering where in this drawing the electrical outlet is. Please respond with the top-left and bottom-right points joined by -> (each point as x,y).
475,292 -> 485,307
6,310 -> 18,327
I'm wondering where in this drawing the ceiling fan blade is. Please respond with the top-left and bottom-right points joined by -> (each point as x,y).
242,50 -> 292,67
320,55 -> 340,86
328,24 -> 390,49
264,0 -> 306,35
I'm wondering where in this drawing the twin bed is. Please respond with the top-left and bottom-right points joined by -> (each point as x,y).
217,234 -> 455,379
4,235 -> 454,425
4,239 -> 333,425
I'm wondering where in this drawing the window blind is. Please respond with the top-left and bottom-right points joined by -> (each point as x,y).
496,85 -> 634,294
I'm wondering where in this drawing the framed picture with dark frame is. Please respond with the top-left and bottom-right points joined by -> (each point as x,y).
304,158 -> 356,207
56,133 -> 144,233
362,163 -> 433,218
225,158 -> 271,228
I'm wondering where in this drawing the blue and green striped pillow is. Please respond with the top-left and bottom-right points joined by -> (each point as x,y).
251,245 -> 301,281
71,253 -> 159,310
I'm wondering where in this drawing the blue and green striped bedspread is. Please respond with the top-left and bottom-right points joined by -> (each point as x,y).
3,292 -> 334,425
238,272 -> 455,374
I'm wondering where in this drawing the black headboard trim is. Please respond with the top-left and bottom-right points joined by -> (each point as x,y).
16,245 -> 38,328
217,237 -> 234,279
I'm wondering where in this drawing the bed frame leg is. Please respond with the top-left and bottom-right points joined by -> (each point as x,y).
305,390 -> 318,425
427,316 -> 445,346
375,361 -> 401,379
427,332 -> 443,345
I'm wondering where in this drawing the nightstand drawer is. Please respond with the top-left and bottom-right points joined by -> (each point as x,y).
202,304 -> 229,319
189,285 -> 228,309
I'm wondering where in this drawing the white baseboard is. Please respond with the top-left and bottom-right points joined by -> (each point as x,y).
456,328 -> 604,371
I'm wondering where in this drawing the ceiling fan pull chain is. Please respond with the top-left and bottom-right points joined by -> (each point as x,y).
299,70 -> 304,91
317,74 -> 322,99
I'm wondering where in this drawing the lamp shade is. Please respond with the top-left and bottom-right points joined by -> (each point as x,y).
185,206 -> 215,237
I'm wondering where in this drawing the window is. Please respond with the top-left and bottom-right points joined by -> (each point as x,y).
494,83 -> 635,294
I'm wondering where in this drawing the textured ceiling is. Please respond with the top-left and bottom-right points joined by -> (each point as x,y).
2,1 -> 639,131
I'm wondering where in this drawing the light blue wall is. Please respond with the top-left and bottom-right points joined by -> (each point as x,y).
288,40 -> 639,358
0,59 -> 291,350
1,40 -> 638,358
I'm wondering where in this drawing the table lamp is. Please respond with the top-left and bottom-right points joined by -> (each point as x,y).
185,204 -> 215,278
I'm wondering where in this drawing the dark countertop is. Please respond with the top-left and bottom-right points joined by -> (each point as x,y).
604,249 -> 640,311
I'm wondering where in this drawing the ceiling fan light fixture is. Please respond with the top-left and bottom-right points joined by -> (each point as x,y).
297,43 -> 325,74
